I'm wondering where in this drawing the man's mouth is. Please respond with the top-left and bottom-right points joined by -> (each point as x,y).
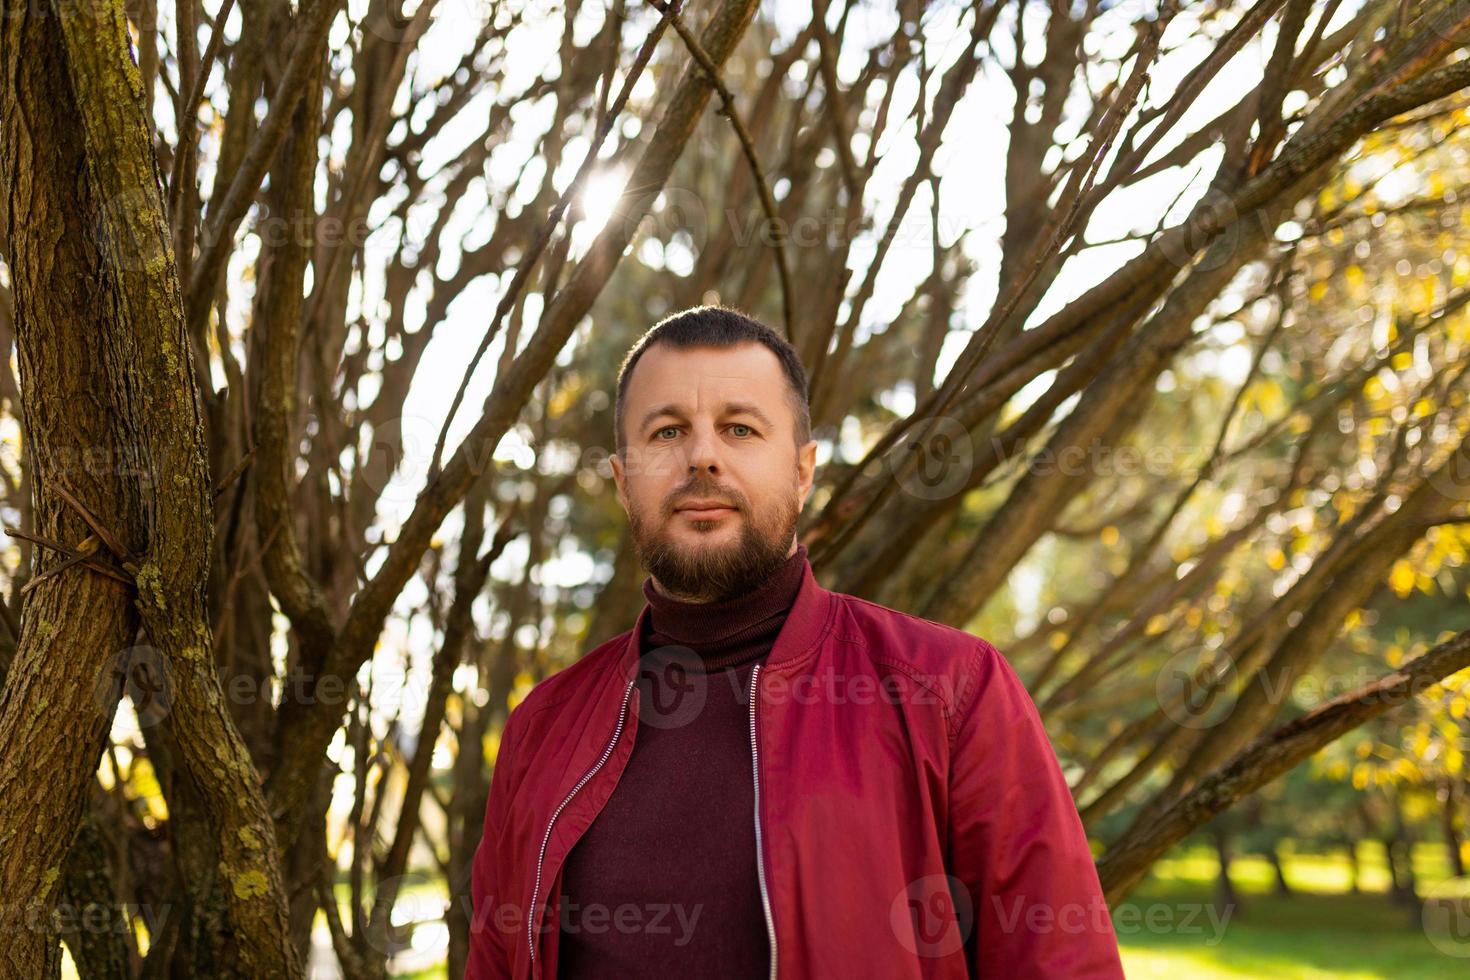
675,499 -> 738,518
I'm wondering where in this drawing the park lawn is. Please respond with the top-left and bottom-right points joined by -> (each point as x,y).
1117,841 -> 1465,979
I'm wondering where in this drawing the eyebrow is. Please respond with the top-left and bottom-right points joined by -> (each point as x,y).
638,401 -> 777,435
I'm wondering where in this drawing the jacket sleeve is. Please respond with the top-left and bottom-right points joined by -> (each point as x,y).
466,703 -> 525,980
947,639 -> 1125,979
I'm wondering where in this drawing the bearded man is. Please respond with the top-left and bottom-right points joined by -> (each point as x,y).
467,305 -> 1124,979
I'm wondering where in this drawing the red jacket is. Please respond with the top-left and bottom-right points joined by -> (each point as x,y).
467,560 -> 1124,979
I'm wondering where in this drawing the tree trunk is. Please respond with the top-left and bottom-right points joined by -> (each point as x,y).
1388,793 -> 1419,910
0,2 -> 299,974
1442,776 -> 1465,878
1211,828 -> 1240,913
1267,842 -> 1293,897
1382,835 -> 1403,900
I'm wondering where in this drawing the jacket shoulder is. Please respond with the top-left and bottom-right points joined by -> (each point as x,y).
504,625 -> 633,732
832,592 -> 1000,718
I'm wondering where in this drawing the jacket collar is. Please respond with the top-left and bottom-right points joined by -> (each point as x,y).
616,551 -> 837,681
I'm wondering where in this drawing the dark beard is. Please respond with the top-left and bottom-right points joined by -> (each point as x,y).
628,487 -> 799,603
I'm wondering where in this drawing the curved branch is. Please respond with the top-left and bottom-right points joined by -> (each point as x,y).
1097,628 -> 1470,903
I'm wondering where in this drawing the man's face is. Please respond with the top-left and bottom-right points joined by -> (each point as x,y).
611,342 -> 817,603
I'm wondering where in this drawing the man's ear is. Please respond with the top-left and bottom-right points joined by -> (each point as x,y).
797,438 -> 817,507
610,451 -> 629,514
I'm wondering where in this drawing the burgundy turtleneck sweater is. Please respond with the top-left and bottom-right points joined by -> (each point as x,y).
554,544 -> 809,978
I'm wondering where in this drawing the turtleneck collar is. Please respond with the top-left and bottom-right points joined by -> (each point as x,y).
639,542 -> 809,672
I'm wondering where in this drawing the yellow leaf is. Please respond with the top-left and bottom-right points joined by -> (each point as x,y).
547,379 -> 584,419
1389,560 -> 1416,598
1251,379 -> 1287,418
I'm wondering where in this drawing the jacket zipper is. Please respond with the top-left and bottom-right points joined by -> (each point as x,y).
527,677 -> 637,970
750,662 -> 778,980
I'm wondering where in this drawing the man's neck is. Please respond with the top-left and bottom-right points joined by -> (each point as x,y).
640,542 -> 808,670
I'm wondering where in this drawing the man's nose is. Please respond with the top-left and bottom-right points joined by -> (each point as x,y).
685,424 -> 722,472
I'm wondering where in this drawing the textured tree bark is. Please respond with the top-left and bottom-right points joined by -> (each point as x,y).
0,1 -> 300,974
0,8 -> 153,972
59,804 -> 133,977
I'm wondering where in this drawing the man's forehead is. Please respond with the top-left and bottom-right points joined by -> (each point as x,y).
628,344 -> 785,397
634,379 -> 778,419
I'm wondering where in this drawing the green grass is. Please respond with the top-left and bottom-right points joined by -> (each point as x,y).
1117,841 -> 1469,979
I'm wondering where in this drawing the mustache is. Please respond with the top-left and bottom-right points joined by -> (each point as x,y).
666,482 -> 745,512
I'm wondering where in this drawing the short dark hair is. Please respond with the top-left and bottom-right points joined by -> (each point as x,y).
614,305 -> 811,456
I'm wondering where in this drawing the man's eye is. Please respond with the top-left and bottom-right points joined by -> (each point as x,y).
654,425 -> 755,439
